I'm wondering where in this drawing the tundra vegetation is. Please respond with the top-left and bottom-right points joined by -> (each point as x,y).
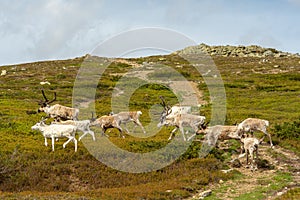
0,50 -> 299,199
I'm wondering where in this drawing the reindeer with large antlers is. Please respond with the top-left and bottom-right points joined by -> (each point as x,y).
159,96 -> 192,117
158,96 -> 205,141
38,90 -> 79,121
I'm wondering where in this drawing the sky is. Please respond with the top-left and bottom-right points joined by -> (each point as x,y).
0,0 -> 299,66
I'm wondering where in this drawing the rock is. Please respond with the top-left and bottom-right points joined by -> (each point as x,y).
1,70 -> 7,76
273,65 -> 280,68
193,190 -> 212,199
263,50 -> 274,57
176,43 -> 297,58
221,169 -> 233,173
200,190 -> 212,198
40,81 -> 51,85
277,191 -> 284,196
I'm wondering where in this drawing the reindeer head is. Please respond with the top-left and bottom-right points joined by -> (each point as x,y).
159,96 -> 172,118
157,97 -> 173,128
38,90 -> 56,113
31,118 -> 46,130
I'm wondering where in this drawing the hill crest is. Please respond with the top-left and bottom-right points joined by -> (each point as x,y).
175,43 -> 300,58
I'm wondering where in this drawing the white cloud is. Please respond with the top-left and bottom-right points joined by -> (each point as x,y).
0,0 -> 299,65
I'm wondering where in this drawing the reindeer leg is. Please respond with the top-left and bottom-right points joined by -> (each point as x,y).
44,137 -> 48,146
185,124 -> 197,141
187,134 -> 196,141
63,136 -> 73,148
259,134 -> 265,144
135,120 -> 146,134
239,140 -> 245,155
131,123 -> 137,133
179,126 -> 186,141
123,123 -> 130,133
73,137 -> 77,152
116,126 -> 125,138
51,136 -> 55,151
90,130 -> 96,141
263,130 -> 273,148
79,131 -> 88,141
85,127 -> 96,141
168,127 -> 178,140
101,127 -> 109,137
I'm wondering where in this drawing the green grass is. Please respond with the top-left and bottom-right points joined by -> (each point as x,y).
233,172 -> 293,200
0,55 -> 299,199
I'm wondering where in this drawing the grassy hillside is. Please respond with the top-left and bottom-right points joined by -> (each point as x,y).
0,52 -> 299,199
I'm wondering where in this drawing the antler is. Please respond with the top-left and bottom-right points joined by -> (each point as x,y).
159,96 -> 171,111
47,92 -> 56,104
90,112 -> 96,122
41,90 -> 48,102
41,90 -> 56,104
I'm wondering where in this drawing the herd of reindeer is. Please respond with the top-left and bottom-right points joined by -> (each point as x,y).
31,90 -> 274,170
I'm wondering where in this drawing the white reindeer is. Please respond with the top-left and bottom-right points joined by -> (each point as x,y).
110,111 -> 146,134
237,118 -> 273,148
241,137 -> 260,170
157,113 -> 206,141
90,115 -> 125,138
31,121 -> 78,152
52,119 -> 95,141
38,90 -> 79,121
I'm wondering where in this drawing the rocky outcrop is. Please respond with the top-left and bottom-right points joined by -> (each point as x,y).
175,43 -> 299,58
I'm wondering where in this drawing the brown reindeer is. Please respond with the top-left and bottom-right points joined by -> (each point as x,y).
38,90 -> 79,121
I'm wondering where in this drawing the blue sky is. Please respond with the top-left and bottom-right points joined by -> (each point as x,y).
0,0 -> 299,65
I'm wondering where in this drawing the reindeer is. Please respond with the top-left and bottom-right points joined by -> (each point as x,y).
158,96 -> 205,141
241,136 -> 260,171
31,120 -> 78,152
157,109 -> 206,141
38,90 -> 79,121
110,111 -> 146,134
52,119 -> 95,141
90,115 -> 125,138
199,125 -> 242,147
237,118 -> 273,148
159,96 -> 192,118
